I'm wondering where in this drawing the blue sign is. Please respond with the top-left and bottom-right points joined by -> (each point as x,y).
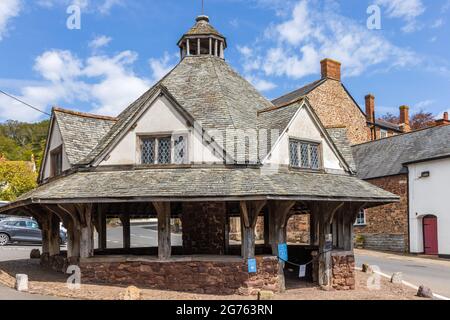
248,259 -> 257,273
278,243 -> 288,262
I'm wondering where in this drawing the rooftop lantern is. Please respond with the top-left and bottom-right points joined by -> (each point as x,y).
177,15 -> 227,60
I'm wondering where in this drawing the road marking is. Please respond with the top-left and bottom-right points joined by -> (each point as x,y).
355,266 -> 450,300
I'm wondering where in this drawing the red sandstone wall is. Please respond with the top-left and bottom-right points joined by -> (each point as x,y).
355,174 -> 409,252
80,256 -> 281,295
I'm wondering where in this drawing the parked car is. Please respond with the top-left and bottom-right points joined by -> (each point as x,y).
0,217 -> 67,246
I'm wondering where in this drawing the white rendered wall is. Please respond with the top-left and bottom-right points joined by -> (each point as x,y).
263,105 -> 345,173
408,158 -> 450,255
42,121 -> 71,180
101,95 -> 222,166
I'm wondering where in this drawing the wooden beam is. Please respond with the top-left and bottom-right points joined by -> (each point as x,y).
97,204 -> 107,250
120,213 -> 131,250
79,204 -> 94,258
268,201 -> 296,256
240,200 -> 266,260
309,202 -> 344,288
153,202 -> 171,260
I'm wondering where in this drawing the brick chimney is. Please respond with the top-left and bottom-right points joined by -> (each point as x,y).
399,105 -> 411,133
365,94 -> 375,123
435,112 -> 450,126
321,58 -> 341,81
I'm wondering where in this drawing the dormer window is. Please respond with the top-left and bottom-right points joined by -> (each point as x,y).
289,139 -> 321,170
50,146 -> 63,177
140,135 -> 188,165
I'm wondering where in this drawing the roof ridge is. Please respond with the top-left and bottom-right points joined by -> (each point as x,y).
271,79 -> 325,106
53,107 -> 117,121
352,123 -> 450,148
258,98 -> 305,114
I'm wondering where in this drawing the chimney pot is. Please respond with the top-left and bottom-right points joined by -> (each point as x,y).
444,112 -> 449,121
321,58 -> 341,81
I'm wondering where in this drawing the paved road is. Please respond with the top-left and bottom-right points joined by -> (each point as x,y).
0,222 -> 179,300
355,250 -> 450,299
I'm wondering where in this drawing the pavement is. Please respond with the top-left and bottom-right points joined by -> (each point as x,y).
355,249 -> 450,299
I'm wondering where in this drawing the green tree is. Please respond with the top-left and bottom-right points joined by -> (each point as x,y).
0,158 -> 37,201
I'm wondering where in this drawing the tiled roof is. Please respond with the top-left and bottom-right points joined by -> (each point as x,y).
53,108 -> 116,165
81,56 -> 274,165
373,119 -> 401,131
182,15 -> 225,39
352,125 -> 450,180
9,167 -> 397,206
271,79 -> 326,107
326,127 -> 356,172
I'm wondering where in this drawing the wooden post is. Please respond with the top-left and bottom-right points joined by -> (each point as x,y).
197,38 -> 201,55
98,205 -> 107,250
120,214 -> 131,250
78,204 -> 94,259
240,201 -> 266,260
263,207 -> 270,248
186,39 -> 190,56
209,38 -> 212,55
337,210 -> 345,249
153,202 -> 171,260
48,214 -> 61,256
310,202 -> 344,288
268,201 -> 296,256
215,39 -> 218,56
224,214 -> 230,255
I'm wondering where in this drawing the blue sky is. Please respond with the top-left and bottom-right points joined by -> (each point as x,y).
0,0 -> 449,122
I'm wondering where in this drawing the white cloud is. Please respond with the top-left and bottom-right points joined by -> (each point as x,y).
239,0 -> 419,81
0,0 -> 21,40
431,19 -> 444,29
0,49 -> 176,121
414,99 -> 435,110
148,52 -> 177,83
245,75 -> 277,92
376,0 -> 425,33
89,35 -> 112,51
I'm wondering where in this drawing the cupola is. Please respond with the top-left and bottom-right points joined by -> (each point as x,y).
177,15 -> 227,60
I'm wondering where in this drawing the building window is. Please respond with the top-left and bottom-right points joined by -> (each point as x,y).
289,139 -> 321,170
355,209 -> 366,226
380,129 -> 388,139
140,135 -> 187,165
50,146 -> 63,177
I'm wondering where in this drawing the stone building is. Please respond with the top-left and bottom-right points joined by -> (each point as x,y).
0,15 -> 397,294
352,125 -> 450,255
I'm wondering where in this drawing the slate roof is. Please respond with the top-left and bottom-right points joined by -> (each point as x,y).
271,79 -> 326,107
53,108 -> 116,165
352,125 -> 450,180
181,15 -> 225,40
373,119 -> 401,132
80,56 -> 274,165
1,167 -> 397,211
326,127 -> 356,172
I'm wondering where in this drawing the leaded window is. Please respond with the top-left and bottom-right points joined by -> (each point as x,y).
289,139 -> 321,170
141,138 -> 156,164
289,140 -> 300,167
158,138 -> 171,164
140,135 -> 187,165
174,136 -> 187,164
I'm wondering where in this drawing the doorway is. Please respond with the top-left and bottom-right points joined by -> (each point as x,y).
423,215 -> 438,255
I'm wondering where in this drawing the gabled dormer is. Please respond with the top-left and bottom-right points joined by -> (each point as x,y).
39,108 -> 116,183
